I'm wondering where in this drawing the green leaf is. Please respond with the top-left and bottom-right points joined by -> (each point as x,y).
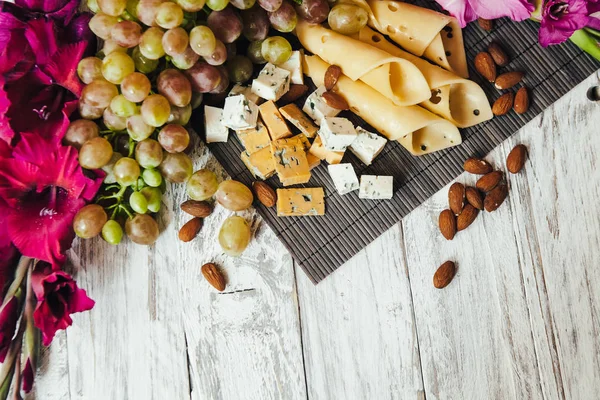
569,29 -> 600,62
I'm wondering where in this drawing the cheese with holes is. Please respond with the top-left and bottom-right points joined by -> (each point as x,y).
259,100 -> 291,140
271,137 -> 311,186
359,175 -> 393,200
240,147 -> 276,180
222,94 -> 259,130
236,119 -> 271,154
318,117 -> 357,151
278,50 -> 304,84
279,103 -> 318,138
276,188 -> 325,216
228,83 -> 262,105
303,86 -> 340,125
349,127 -> 387,165
204,106 -> 228,143
328,163 -> 359,195
251,63 -> 290,101
309,136 -> 344,165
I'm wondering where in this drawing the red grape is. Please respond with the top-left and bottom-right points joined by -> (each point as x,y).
241,5 -> 270,41
204,40 -> 228,66
295,0 -> 329,24
257,0 -> 281,12
184,62 -> 222,93
157,69 -> 193,107
207,6 -> 243,44
268,0 -> 297,32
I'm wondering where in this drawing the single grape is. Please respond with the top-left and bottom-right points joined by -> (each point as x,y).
184,62 -> 222,93
157,69 -> 193,107
135,139 -> 164,168
102,39 -> 127,56
114,157 -> 141,186
136,0 -> 163,26
121,72 -> 151,103
77,57 -> 103,84
257,0 -> 281,12
207,7 -> 243,44
64,120 -> 99,149
204,40 -> 228,66
103,107 -> 128,131
159,152 -> 193,183
241,5 -> 269,41
140,187 -> 162,212
129,191 -> 149,214
102,220 -> 123,245
295,0 -> 329,24
190,93 -> 203,110
186,169 -> 218,200
78,101 -> 105,120
154,2 -> 183,29
125,214 -> 160,245
268,1 -> 297,33
127,115 -> 154,141
163,27 -> 189,56
89,13 -> 119,40
139,27 -> 166,60
171,46 -> 201,69
125,0 -> 140,17
110,94 -> 138,118
102,52 -> 135,84
189,26 -> 217,57
176,0 -> 205,12
98,0 -> 126,16
82,80 -> 119,109
112,20 -> 142,48
215,180 -> 253,211
101,152 -> 123,183
79,137 -> 113,169
226,55 -> 253,83
132,46 -> 159,74
141,94 -> 171,127
74,204 -> 108,239
210,66 -> 230,93
218,216 -> 251,257
142,168 -> 163,187
328,3 -> 368,35
168,104 -> 193,125
247,40 -> 267,64
206,0 -> 228,10
88,0 -> 100,13
261,36 -> 292,64
230,0 -> 255,9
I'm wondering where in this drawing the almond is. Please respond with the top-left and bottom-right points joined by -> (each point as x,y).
465,187 -> 484,210
484,184 -> 509,212
477,18 -> 493,31
474,52 -> 496,82
476,170 -> 503,192
439,209 -> 457,240
494,71 -> 525,90
487,41 -> 509,67
252,181 -> 277,207
513,87 -> 529,114
324,65 -> 342,91
456,204 -> 479,231
506,144 -> 527,174
278,84 -> 308,104
179,217 -> 203,242
434,261 -> 457,289
321,91 -> 349,110
492,92 -> 514,116
448,182 -> 465,215
181,200 -> 213,217
201,263 -> 226,292
463,158 -> 493,175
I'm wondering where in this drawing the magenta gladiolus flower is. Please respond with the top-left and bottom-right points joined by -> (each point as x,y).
0,0 -> 79,24
0,296 -> 20,362
435,0 -> 535,27
539,0 -> 600,46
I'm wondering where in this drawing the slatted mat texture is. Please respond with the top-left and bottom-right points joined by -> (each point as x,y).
193,2 -> 599,284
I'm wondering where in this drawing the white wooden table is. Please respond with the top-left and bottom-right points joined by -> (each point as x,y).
28,71 -> 600,400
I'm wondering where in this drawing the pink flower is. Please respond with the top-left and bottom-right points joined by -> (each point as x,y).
31,261 -> 94,346
539,0 -> 600,46
0,0 -> 80,24
435,0 -> 535,27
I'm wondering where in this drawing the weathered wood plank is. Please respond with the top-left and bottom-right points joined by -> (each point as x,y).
25,331 -> 71,400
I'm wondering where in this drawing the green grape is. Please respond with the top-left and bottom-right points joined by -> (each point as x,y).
121,72 -> 151,103
159,152 -> 193,183
139,27 -> 166,60
64,119 -> 99,150
155,2 -> 184,29
114,157 -> 141,186
141,94 -> 171,127
74,204 -> 108,239
82,79 -> 118,109
158,124 -> 190,153
125,0 -> 139,17
125,214 -> 160,245
132,47 -> 159,74
112,20 -> 142,49
186,169 -> 218,200
110,94 -> 138,118
171,46 -> 201,70
140,187 -> 162,212
247,40 -> 267,64
102,220 -> 124,245
328,3 -> 368,35
176,0 -> 206,12
89,13 -> 119,40
189,26 -> 217,57
257,0 -> 281,12
206,0 -> 228,10
98,0 -> 127,16
78,101 -> 104,120
168,104 -> 193,125
163,27 -> 189,56
101,152 -> 123,184
102,39 -> 127,57
218,216 -> 251,257
79,137 -> 114,169
102,52 -> 135,84
77,57 -> 103,84
129,191 -> 149,214
215,180 -> 253,211
267,1 -> 297,33
103,107 -> 128,131
88,0 -> 100,12
226,55 -> 253,83
190,93 -> 203,110
127,115 -> 154,141
142,168 -> 163,187
261,36 -> 292,65
135,139 -> 164,168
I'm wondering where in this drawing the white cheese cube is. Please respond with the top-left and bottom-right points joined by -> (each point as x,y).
359,175 -> 394,200
251,63 -> 290,101
222,94 -> 259,130
279,50 -> 303,85
302,86 -> 340,125
318,117 -> 357,152
349,127 -> 387,165
228,84 -> 262,104
328,163 -> 359,195
204,106 -> 228,143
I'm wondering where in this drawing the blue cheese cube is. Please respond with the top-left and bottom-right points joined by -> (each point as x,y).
328,163 -> 359,195
349,127 -> 387,165
251,63 -> 290,101
359,175 -> 394,200
303,86 -> 340,126
204,106 -> 228,143
222,94 -> 259,130
279,50 -> 303,85
318,117 -> 357,152
228,83 -> 262,105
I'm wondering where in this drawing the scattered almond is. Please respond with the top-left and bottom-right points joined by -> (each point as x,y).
464,158 -> 493,175
478,18 -> 493,31
324,65 -> 342,91
434,261 -> 457,289
506,144 -> 528,174
253,181 -> 277,207
476,171 -> 503,192
448,182 -> 465,215
321,91 -> 350,110
494,71 -> 525,90
465,187 -> 484,210
439,209 -> 457,241
488,41 -> 509,67
201,263 -> 226,292
181,200 -> 213,217
456,204 -> 479,231
179,217 -> 203,242
514,87 -> 529,114
492,92 -> 514,116
278,84 -> 308,104
484,184 -> 509,212
474,52 -> 497,82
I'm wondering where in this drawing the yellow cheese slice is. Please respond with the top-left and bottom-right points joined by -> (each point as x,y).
304,55 -> 461,156
356,27 -> 493,128
276,188 -> 325,217
295,20 -> 430,106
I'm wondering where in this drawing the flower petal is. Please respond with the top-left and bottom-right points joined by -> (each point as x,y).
0,76 -> 15,145
0,296 -> 20,362
62,12 -> 97,57
472,0 -> 534,22
22,357 -> 34,393
434,0 -> 478,27
24,18 -> 58,67
42,42 -> 86,97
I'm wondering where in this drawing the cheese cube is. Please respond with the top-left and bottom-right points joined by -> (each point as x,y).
278,50 -> 303,85
251,63 -> 290,101
328,163 -> 359,195
302,86 -> 340,125
222,94 -> 259,130
306,152 -> 321,170
204,106 -> 228,143
271,138 -> 311,186
309,136 -> 344,165
276,188 -> 325,217
259,101 -> 291,140
228,84 -> 262,105
240,147 -> 276,180
349,127 -> 387,165
236,119 -> 271,154
273,133 -> 310,152
318,117 -> 357,151
359,175 -> 394,200
279,103 -> 318,138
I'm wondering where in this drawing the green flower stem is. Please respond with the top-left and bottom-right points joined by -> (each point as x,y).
0,320 -> 24,400
21,264 -> 39,398
570,29 -> 600,62
1,257 -> 31,308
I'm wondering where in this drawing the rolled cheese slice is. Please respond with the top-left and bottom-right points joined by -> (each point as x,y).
295,20 -> 430,107
356,27 -> 493,128
303,55 -> 462,156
